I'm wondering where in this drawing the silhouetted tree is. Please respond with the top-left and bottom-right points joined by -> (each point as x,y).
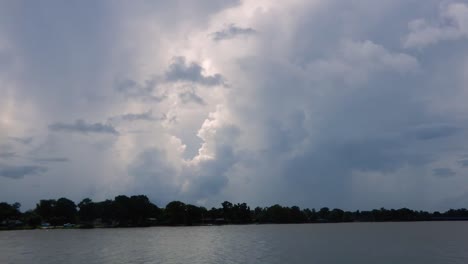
55,198 -> 77,224
128,195 -> 160,226
290,206 -> 307,223
253,207 -> 266,223
0,202 -> 21,223
22,210 -> 41,227
318,207 -> 330,221
34,198 -> 77,225
35,199 -> 56,223
5,194 -> 468,230
266,204 -> 289,223
78,198 -> 96,223
113,195 -> 131,226
329,209 -> 344,222
303,208 -> 317,222
165,201 -> 187,225
222,201 -> 233,222
208,207 -> 223,220
94,199 -> 114,225
185,204 -> 206,225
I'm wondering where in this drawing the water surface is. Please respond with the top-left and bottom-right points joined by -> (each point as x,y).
1,222 -> 467,264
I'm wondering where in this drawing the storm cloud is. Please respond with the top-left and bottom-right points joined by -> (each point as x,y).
0,165 -> 47,180
1,0 -> 468,211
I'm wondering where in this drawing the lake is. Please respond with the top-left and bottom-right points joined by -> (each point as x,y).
1,222 -> 467,264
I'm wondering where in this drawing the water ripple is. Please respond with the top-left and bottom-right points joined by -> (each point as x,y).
1,222 -> 468,264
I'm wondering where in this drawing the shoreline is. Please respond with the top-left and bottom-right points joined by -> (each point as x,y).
3,219 -> 468,231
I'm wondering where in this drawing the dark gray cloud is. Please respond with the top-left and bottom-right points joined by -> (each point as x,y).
0,1 -> 120,121
433,168 -> 456,178
211,24 -> 256,41
110,110 -> 163,122
0,165 -> 47,179
49,119 -> 119,135
179,91 -> 206,105
439,191 -> 468,209
165,57 -> 224,86
8,137 -> 33,145
128,148 -> 179,204
274,135 -> 434,207
225,26 -> 459,208
3,0 -> 468,211
116,79 -> 153,94
458,159 -> 468,167
405,124 -> 460,140
0,152 -> 16,159
32,157 -> 69,163
120,111 -> 155,121
115,79 -> 166,102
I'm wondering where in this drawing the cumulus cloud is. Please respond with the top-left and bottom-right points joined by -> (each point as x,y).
403,2 -> 468,48
49,119 -> 119,135
211,24 -> 256,41
3,0 -> 468,211
127,106 -> 240,204
0,165 -> 47,179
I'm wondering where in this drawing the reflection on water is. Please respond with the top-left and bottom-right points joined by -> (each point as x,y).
1,222 -> 468,264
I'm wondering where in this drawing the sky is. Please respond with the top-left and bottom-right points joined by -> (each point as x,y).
1,0 -> 468,211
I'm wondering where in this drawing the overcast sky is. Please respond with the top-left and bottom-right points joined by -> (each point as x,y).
1,0 -> 468,211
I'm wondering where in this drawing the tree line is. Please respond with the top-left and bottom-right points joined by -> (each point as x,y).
1,195 -> 468,229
